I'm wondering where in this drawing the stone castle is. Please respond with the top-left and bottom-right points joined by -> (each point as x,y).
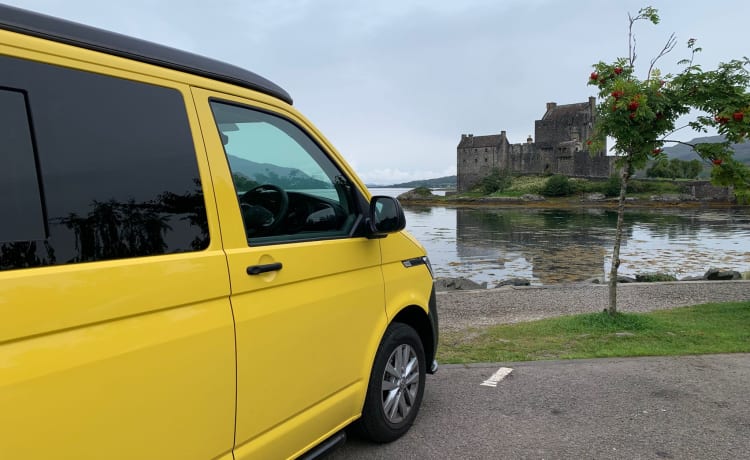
457,97 -> 616,192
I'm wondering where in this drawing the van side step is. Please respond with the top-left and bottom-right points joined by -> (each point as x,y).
298,430 -> 347,459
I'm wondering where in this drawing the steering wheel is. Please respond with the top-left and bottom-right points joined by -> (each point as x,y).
239,184 -> 289,236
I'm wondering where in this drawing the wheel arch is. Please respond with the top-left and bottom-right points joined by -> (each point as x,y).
391,305 -> 436,373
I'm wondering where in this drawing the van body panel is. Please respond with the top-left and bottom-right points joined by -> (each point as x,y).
0,35 -> 236,459
191,89 -> 389,456
380,231 -> 433,317
0,298 -> 236,460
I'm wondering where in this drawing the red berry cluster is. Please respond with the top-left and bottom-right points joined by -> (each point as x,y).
715,115 -> 730,125
712,158 -> 723,166
651,148 -> 662,155
611,90 -> 624,100
715,111 -> 744,124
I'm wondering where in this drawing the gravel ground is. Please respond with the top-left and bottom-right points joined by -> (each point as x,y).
437,280 -> 750,331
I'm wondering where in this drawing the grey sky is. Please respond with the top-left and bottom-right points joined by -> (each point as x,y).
6,0 -> 748,184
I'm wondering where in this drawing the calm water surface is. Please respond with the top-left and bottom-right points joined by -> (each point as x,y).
370,188 -> 750,285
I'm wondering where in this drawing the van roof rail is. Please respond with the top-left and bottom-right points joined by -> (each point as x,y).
0,4 -> 293,104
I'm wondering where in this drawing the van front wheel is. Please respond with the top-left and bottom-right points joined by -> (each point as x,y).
358,322 -> 426,443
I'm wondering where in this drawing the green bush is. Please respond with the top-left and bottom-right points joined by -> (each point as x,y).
647,158 -> 702,179
412,186 -> 433,196
541,175 -> 574,197
603,175 -> 623,197
635,273 -> 678,282
479,168 -> 512,195
593,175 -> 682,197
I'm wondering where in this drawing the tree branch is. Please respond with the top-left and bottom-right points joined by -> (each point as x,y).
647,33 -> 677,79
660,138 -> 698,148
628,12 -> 636,66
661,124 -> 693,138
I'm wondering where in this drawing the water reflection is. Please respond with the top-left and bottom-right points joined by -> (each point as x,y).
402,204 -> 750,286
455,208 -> 621,284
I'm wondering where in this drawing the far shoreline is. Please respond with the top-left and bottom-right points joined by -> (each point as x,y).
397,195 -> 747,209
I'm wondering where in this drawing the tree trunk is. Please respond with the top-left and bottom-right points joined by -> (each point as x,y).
607,163 -> 631,315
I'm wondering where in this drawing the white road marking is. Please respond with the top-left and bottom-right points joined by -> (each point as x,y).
480,367 -> 513,387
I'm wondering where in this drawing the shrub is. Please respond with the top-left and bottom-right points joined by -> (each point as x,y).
646,158 -> 703,179
541,175 -> 574,197
603,175 -> 623,197
412,186 -> 433,196
479,168 -> 512,195
635,273 -> 677,282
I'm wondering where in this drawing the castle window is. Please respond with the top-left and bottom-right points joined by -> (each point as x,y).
474,159 -> 478,163
485,157 -> 488,162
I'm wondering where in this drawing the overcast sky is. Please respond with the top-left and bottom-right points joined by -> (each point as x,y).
6,0 -> 748,184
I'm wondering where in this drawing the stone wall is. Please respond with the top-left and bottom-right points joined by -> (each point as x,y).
680,181 -> 735,201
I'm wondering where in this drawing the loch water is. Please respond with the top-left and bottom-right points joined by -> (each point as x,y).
370,189 -> 750,286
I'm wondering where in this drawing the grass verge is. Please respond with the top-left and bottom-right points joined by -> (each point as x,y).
437,302 -> 750,364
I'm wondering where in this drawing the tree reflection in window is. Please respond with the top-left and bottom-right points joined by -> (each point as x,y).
0,180 -> 208,270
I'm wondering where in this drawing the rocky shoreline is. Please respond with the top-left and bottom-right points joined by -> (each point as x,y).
396,187 -> 745,208
435,268 -> 748,292
436,280 -> 750,332
398,193 -> 743,208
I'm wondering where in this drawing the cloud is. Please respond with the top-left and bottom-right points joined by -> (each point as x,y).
7,0 -> 749,182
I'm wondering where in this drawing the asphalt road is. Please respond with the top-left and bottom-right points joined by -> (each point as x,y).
327,354 -> 750,459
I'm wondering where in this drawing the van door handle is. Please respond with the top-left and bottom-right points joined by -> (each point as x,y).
246,262 -> 283,275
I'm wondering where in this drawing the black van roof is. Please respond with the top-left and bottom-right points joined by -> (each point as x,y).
0,4 -> 293,104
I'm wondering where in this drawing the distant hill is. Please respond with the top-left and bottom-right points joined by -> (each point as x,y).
663,135 -> 750,164
227,154 -> 330,190
369,175 -> 457,189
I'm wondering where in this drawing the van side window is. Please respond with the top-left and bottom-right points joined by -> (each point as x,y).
0,88 -> 46,243
210,101 -> 359,245
0,55 -> 209,271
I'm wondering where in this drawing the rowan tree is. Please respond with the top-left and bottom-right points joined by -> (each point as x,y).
587,6 -> 750,314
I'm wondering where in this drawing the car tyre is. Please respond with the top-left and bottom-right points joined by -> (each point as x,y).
357,322 -> 426,443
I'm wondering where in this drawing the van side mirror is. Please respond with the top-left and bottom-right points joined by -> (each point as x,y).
367,196 -> 406,238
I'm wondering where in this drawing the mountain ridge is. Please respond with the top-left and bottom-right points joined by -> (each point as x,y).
663,135 -> 750,163
368,175 -> 457,189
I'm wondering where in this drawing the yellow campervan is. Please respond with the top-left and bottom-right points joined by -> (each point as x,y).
0,5 -> 437,459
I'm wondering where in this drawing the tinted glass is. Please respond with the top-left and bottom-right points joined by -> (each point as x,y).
0,55 -> 208,271
210,101 -> 359,244
0,88 -> 45,243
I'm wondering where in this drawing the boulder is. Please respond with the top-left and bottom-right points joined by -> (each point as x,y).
434,277 -> 487,291
649,194 -> 698,202
680,275 -> 705,282
616,275 -> 637,283
521,194 -> 545,202
495,278 -> 531,288
583,193 -> 606,201
585,277 -> 603,284
704,268 -> 741,281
